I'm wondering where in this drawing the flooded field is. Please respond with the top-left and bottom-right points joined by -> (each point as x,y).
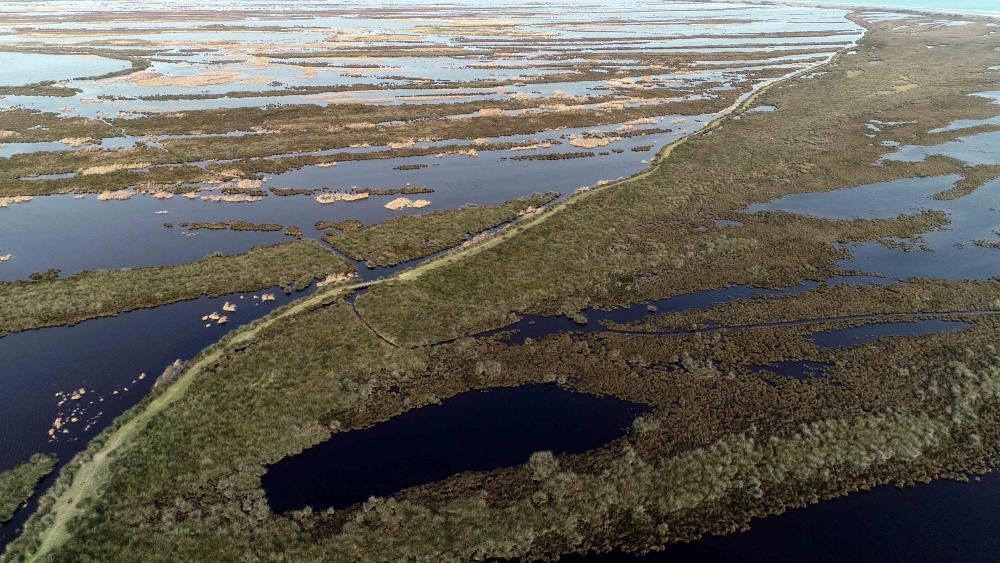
4,2 -> 1000,562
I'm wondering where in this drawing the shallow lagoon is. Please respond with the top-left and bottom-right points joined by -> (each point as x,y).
744,174 -> 1000,280
0,52 -> 130,86
0,116 -> 697,282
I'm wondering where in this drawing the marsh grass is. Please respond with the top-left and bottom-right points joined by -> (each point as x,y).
0,240 -> 352,332
183,220 -> 283,232
12,15 -> 1000,563
355,18 -> 1000,346
0,454 -> 56,524
324,193 -> 558,267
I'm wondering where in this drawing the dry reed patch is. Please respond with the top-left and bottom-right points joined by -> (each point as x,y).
0,196 -> 32,208
80,162 -> 150,176
316,192 -> 370,204
317,271 -> 359,287
200,194 -> 262,203
59,137 -> 96,147
124,70 -> 271,88
568,135 -> 622,149
384,197 -> 431,210
97,189 -> 134,201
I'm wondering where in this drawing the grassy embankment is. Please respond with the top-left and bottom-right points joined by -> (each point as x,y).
0,455 -> 57,524
0,240 -> 352,334
323,193 -> 559,267
10,16 -> 1000,563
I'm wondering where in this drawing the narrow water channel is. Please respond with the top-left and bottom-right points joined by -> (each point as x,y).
0,285 -> 315,547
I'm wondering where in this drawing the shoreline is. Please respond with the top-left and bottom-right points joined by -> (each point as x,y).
753,0 -> 1000,20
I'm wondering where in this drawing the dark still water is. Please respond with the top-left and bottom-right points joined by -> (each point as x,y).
262,384 -> 649,513
808,319 -> 973,350
543,472 -> 1000,563
0,285 -> 313,548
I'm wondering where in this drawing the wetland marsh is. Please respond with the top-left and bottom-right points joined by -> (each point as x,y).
4,2 -> 1000,562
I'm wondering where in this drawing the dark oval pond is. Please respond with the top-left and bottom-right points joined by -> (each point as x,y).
262,384 -> 649,513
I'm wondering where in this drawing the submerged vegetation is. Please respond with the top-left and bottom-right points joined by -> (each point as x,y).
0,454 -> 56,524
0,240 -> 352,333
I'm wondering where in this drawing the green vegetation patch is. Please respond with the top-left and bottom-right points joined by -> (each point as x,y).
0,454 -> 57,524
316,219 -> 364,232
324,192 -> 558,267
0,109 -> 114,144
181,220 -> 283,232
0,240 -> 353,333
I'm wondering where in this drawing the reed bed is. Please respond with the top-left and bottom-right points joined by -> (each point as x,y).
0,454 -> 56,524
0,240 -> 352,333
325,192 -> 558,266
